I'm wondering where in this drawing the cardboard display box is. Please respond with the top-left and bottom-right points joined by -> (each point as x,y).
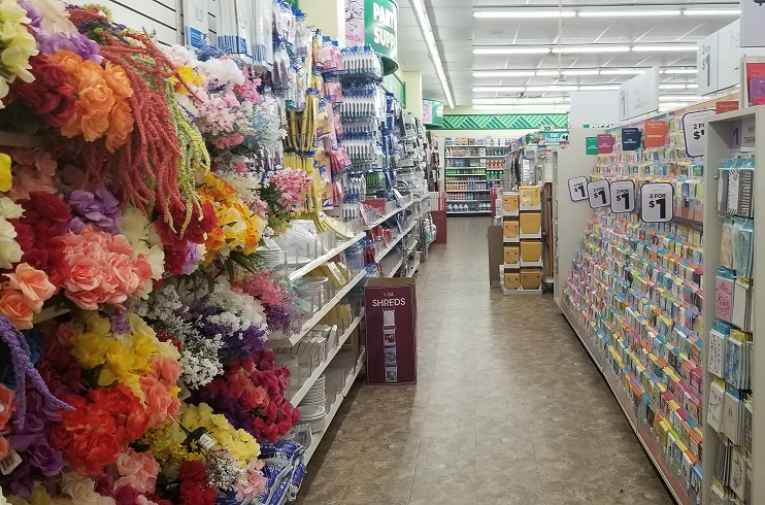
520,185 -> 542,209
521,241 -> 543,262
503,220 -> 519,240
365,278 -> 418,384
504,271 -> 521,290
504,246 -> 520,265
521,269 -> 542,289
502,193 -> 519,214
520,212 -> 542,235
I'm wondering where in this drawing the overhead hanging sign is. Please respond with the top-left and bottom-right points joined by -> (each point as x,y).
364,0 -> 399,74
585,137 -> 598,155
182,0 -> 209,50
742,1 -> 765,47
619,67 -> 659,121
644,120 -> 669,149
610,180 -> 636,213
587,180 -> 611,209
622,128 -> 642,151
568,177 -> 589,202
682,109 -> 715,158
423,99 -> 444,127
641,183 -> 674,223
597,134 -> 615,154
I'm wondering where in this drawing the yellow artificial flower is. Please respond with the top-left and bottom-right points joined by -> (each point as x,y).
180,403 -> 261,466
0,152 -> 11,192
172,65 -> 204,94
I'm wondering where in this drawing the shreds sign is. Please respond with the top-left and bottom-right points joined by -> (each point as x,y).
365,0 -> 399,74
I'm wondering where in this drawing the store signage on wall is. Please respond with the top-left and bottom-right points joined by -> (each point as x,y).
597,134 -> 615,154
182,0 -> 209,49
742,0 -> 765,47
682,109 -> 715,158
587,180 -> 611,209
621,128 -> 642,151
568,177 -> 589,202
365,0 -> 399,74
619,67 -> 659,120
641,183 -> 674,223
610,181 -> 636,214
644,120 -> 668,149
585,137 -> 598,155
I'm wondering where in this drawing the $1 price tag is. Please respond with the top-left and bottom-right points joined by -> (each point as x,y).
568,176 -> 589,202
610,180 -> 636,213
641,183 -> 673,222
587,180 -> 611,209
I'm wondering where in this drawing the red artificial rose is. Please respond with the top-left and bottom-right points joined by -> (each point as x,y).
113,485 -> 142,505
179,461 -> 216,505
14,55 -> 77,128
12,192 -> 71,274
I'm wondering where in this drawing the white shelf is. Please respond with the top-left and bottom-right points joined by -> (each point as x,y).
384,257 -> 404,277
446,189 -> 490,193
288,234 -> 365,282
501,262 -> 520,269
446,166 -> 487,170
448,210 -> 491,215
520,205 -> 542,212
520,232 -> 542,240
365,199 -> 415,230
374,220 -> 418,263
503,237 -> 520,243
445,173 -> 488,177
304,349 -> 366,465
274,270 -> 367,347
445,155 -> 486,159
290,312 -> 364,406
520,259 -> 543,268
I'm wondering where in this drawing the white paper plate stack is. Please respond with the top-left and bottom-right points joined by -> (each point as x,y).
299,375 -> 327,433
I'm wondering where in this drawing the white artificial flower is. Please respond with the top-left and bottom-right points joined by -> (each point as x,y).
198,58 -> 245,89
119,207 -> 165,280
0,197 -> 22,219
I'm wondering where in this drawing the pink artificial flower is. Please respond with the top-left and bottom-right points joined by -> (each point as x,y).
152,357 -> 181,387
0,288 -> 37,329
115,448 -> 160,495
139,376 -> 180,428
236,460 -> 266,502
4,262 -> 56,311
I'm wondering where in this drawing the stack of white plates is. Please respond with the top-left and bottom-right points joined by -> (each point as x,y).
257,238 -> 285,270
299,376 -> 327,433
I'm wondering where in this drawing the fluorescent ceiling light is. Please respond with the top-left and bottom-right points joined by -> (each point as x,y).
474,9 -> 576,19
553,45 -> 630,54
683,9 -> 740,16
474,47 -> 551,55
585,85 -> 621,91
473,86 -> 526,93
561,69 -> 600,76
600,68 -> 646,75
662,68 -> 698,75
579,9 -> 681,17
633,45 -> 698,52
526,85 -> 579,92
411,0 -> 455,108
659,83 -> 700,90
659,95 -> 703,102
535,70 -> 561,77
473,70 -> 536,78
659,102 -> 688,112
472,97 -> 570,105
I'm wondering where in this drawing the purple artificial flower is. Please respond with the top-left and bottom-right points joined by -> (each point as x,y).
182,242 -> 204,274
67,186 -> 120,234
17,0 -> 42,28
110,310 -> 131,335
0,316 -> 71,431
37,32 -> 102,62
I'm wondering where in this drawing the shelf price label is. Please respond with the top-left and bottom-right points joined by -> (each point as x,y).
641,183 -> 674,222
682,109 -> 714,158
610,180 -> 636,213
568,176 -> 589,202
587,180 -> 611,209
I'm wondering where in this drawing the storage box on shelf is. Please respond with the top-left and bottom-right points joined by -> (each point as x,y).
500,188 -> 543,293
702,106 -> 764,505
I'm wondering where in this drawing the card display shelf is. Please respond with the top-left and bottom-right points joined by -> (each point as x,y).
289,312 -> 364,406
702,107 -> 765,505
303,349 -> 366,465
560,302 -> 695,505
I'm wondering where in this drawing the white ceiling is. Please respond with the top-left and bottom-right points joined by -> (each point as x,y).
398,0 -> 740,109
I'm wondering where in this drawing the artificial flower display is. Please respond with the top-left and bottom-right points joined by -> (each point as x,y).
0,1 -> 322,503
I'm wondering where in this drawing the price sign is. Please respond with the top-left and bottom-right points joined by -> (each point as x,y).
587,180 -> 611,209
682,109 -> 714,158
641,183 -> 673,222
568,177 -> 589,202
610,180 -> 636,213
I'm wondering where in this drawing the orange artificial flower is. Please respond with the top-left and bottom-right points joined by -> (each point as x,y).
78,83 -> 116,142
104,62 -> 133,99
106,100 -> 135,153
0,288 -> 36,329
4,262 -> 56,311
48,50 -> 82,74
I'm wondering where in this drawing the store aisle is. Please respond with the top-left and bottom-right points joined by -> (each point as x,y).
296,217 -> 674,505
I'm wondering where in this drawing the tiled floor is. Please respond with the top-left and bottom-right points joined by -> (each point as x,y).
296,217 -> 675,505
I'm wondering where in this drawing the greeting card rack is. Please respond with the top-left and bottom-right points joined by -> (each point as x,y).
702,106 -> 765,505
